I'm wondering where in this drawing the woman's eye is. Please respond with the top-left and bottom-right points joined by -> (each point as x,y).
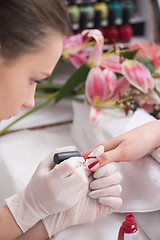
30,79 -> 41,84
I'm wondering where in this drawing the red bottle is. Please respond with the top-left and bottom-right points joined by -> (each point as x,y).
118,8 -> 133,42
104,9 -> 118,44
118,214 -> 139,240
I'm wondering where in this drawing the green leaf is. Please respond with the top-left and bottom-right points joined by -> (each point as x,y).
154,87 -> 160,98
36,83 -> 62,93
54,64 -> 90,104
137,56 -> 156,74
124,49 -> 139,59
115,72 -> 123,79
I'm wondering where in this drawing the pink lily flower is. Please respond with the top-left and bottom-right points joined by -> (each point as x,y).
113,77 -> 130,98
103,68 -> 117,98
82,29 -> 104,67
85,67 -> 117,107
101,55 -> 123,74
134,89 -> 160,113
85,67 -> 105,106
122,60 -> 154,94
63,34 -> 89,68
129,42 -> 160,68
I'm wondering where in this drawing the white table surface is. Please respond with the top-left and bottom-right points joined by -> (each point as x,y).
0,123 -> 151,240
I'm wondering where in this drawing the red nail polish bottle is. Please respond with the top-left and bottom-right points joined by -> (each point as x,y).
118,8 -> 133,43
118,214 -> 139,240
104,9 -> 119,44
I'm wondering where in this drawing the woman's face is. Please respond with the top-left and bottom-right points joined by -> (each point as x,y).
0,34 -> 63,121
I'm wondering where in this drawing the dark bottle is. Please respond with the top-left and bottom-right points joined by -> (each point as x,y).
94,10 -> 104,36
76,11 -> 87,34
108,0 -> 122,19
121,0 -> 135,17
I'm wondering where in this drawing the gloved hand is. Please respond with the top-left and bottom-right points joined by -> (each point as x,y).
87,145 -> 122,208
43,145 -> 122,238
6,146 -> 87,233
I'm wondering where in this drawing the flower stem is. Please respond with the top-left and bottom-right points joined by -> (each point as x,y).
36,83 -> 62,92
0,93 -> 57,135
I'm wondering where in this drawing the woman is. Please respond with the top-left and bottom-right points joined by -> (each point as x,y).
0,1 -> 122,239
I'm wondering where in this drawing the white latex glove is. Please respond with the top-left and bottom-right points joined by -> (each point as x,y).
43,145 -> 122,238
89,163 -> 122,208
6,146 -> 86,233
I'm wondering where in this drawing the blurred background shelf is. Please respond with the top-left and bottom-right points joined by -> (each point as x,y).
67,0 -> 160,43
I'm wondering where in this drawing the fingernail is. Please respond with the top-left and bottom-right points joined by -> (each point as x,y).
76,157 -> 85,165
89,145 -> 104,157
98,197 -> 108,204
88,160 -> 100,170
84,156 -> 96,160
89,191 -> 98,199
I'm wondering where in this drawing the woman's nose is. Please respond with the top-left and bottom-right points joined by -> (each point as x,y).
23,97 -> 35,109
23,86 -> 36,109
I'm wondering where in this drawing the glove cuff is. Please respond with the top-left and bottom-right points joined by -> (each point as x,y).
5,192 -> 43,233
42,211 -> 72,238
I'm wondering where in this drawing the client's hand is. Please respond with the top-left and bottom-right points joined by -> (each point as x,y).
82,120 -> 160,167
6,146 -> 87,233
43,145 -> 122,238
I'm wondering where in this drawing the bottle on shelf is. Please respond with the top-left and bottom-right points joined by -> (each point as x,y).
80,0 -> 95,22
104,9 -> 119,44
118,214 -> 139,240
94,0 -> 108,20
94,10 -> 104,36
108,0 -> 122,19
68,0 -> 80,23
76,11 -> 88,34
121,0 -> 135,18
118,7 -> 133,43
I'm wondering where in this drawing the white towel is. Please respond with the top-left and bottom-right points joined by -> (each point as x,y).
118,109 -> 160,213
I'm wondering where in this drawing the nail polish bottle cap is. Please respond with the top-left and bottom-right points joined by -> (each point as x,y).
54,151 -> 81,164
122,8 -> 130,25
125,213 -> 135,225
79,12 -> 87,30
108,9 -> 116,27
83,0 -> 90,3
94,10 -> 102,29
122,0 -> 135,17
67,0 -> 75,6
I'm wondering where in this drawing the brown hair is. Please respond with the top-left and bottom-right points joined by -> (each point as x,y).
0,0 -> 70,60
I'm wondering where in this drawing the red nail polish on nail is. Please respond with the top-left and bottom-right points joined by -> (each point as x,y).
84,156 -> 96,160
88,160 -> 100,170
